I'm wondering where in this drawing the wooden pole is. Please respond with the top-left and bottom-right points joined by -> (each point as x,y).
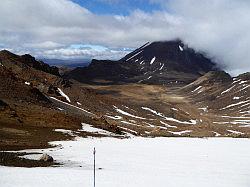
93,147 -> 96,187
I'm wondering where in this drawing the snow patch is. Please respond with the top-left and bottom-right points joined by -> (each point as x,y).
239,85 -> 250,91
232,79 -> 241,84
212,131 -> 221,137
227,130 -> 244,135
150,57 -> 156,65
239,80 -> 248,85
220,100 -> 250,110
147,76 -> 152,80
179,45 -> 184,51
159,64 -> 164,70
220,115 -> 250,119
18,153 -> 42,161
114,106 -> 146,119
139,60 -> 144,65
142,107 -> 197,125
141,42 -> 151,49
240,125 -> 250,127
233,97 -> 240,100
213,120 -> 250,125
160,121 -> 177,128
192,86 -> 202,93
117,126 -> 137,136
121,120 -> 138,126
57,88 -> 71,102
25,81 -> 30,85
199,107 -> 208,112
81,123 -> 113,135
50,97 -> 93,115
221,85 -> 235,95
239,111 -> 250,114
168,130 -> 192,135
126,50 -> 143,61
105,115 -> 122,120
54,129 -> 74,136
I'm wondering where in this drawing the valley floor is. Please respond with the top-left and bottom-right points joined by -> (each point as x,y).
1,137 -> 250,187
84,83 -> 250,137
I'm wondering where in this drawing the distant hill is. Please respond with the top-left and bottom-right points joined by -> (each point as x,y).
41,58 -> 91,68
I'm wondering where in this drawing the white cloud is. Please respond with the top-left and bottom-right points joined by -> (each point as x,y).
39,46 -> 130,60
166,0 -> 250,75
23,41 -> 66,49
0,0 -> 180,60
0,0 -> 250,75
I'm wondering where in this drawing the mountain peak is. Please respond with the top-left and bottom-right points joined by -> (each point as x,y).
0,50 -> 60,76
0,50 -> 18,59
65,40 -> 219,85
121,40 -> 216,74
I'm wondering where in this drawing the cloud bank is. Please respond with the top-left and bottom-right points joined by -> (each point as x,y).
167,0 -> 250,75
0,0 -> 250,75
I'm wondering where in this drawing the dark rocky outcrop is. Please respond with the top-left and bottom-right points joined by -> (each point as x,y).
21,54 -> 60,76
0,50 -> 60,76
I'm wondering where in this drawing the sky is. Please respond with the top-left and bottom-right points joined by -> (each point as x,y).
0,0 -> 250,75
72,0 -> 163,15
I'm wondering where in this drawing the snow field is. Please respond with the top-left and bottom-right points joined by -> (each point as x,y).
1,137 -> 250,187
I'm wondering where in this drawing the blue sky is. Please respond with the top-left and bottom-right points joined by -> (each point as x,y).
68,0 -> 164,57
72,0 -> 162,15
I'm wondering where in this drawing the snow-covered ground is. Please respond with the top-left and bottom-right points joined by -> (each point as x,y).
1,137 -> 250,187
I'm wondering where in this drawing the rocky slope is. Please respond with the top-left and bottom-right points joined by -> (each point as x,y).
180,71 -> 250,135
0,51 -> 124,150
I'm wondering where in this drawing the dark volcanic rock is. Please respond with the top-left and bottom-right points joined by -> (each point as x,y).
121,40 -> 216,74
65,40 -> 219,85
21,54 -> 60,76
66,59 -> 139,84
0,50 -> 60,76
0,100 -> 8,108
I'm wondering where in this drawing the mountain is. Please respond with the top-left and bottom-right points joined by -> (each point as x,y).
0,40 -> 250,152
65,40 -> 218,85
